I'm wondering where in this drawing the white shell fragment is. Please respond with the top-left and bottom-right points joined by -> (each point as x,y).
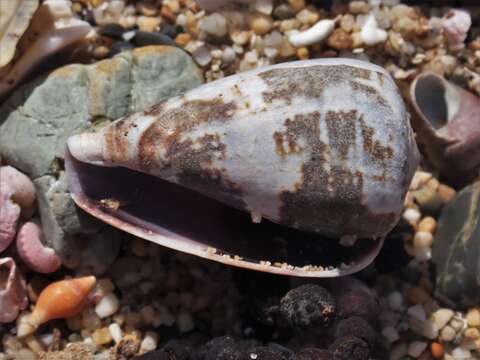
361,15 -> 388,46
0,0 -> 92,101
288,19 -> 336,47
0,0 -> 39,68
66,58 -> 419,278
442,9 -> 472,46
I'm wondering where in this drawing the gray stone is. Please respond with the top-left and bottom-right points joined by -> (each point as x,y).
0,46 -> 203,273
432,181 -> 480,307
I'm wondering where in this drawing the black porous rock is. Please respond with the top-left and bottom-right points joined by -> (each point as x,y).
331,277 -> 379,325
334,316 -> 377,350
134,340 -> 193,359
241,346 -> 288,360
201,336 -> 243,360
280,284 -> 336,331
328,335 -> 370,360
291,348 -> 333,360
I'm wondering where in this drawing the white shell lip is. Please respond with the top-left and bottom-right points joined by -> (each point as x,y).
65,146 -> 384,278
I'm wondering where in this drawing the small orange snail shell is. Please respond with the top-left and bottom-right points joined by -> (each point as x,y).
17,276 -> 96,337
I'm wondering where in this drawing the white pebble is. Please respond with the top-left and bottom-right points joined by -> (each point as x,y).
193,45 -> 212,67
440,325 -> 456,342
403,208 -> 421,225
361,14 -> 387,46
108,323 -> 123,344
140,332 -> 158,354
288,18 -> 335,47
95,293 -> 119,319
408,341 -> 427,357
413,246 -> 432,262
452,347 -> 471,359
388,291 -> 404,311
408,305 -> 426,321
381,326 -> 400,343
431,308 -> 454,331
250,0 -> 273,15
222,47 -> 236,64
414,231 -> 433,248
177,312 -> 195,333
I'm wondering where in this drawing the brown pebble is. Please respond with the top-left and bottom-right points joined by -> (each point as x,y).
418,216 -> 436,234
327,28 -> 353,50
437,184 -> 456,203
93,46 -> 110,60
160,6 -> 176,23
288,0 -> 305,13
137,16 -> 162,32
406,286 -> 430,305
249,12 -> 273,35
296,47 -> 309,60
136,2 -> 158,17
175,33 -> 191,46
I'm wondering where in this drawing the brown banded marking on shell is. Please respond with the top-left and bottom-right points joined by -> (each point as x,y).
65,58 -> 419,277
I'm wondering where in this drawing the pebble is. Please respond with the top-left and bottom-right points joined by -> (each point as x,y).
175,33 -> 191,46
437,184 -> 456,203
467,308 -> 480,327
249,12 -> 274,35
92,327 -> 113,346
464,327 -> 480,340
409,317 -> 439,339
192,45 -> 212,66
251,0 -> 274,16
231,30 -> 251,45
431,342 -> 444,358
408,341 -> 427,358
137,16 -> 162,32
288,0 -> 305,13
201,13 -> 228,38
388,291 -> 403,311
139,332 -> 159,354
177,312 -> 195,333
403,208 -> 421,226
408,304 -> 426,321
418,217 -> 436,234
431,308 -> 454,331
222,47 -> 236,64
381,326 -> 400,343
109,41 -> 135,56
327,28 -> 353,50
98,23 -> 126,39
361,14 -> 388,46
413,231 -> 434,249
451,347 -> 471,359
93,46 -> 110,60
108,323 -> 123,344
288,18 -> 335,47
273,4 -> 294,20
440,325 -> 456,341
95,292 -> 119,319
390,342 -> 407,360
136,2 -> 157,17
296,8 -> 319,26
134,31 -> 175,46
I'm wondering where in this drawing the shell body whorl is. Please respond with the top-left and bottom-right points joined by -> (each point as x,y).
66,59 -> 418,277
70,59 -> 417,239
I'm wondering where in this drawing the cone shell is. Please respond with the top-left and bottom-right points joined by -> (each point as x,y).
66,58 -> 419,277
30,276 -> 96,326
